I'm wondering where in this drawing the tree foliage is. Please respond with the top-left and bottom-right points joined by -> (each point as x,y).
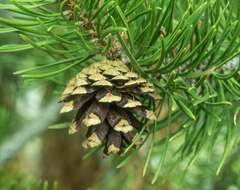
0,0 -> 240,183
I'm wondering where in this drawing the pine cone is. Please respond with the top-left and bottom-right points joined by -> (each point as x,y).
60,60 -> 157,155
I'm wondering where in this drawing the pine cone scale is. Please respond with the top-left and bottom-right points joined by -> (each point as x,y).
82,101 -> 109,127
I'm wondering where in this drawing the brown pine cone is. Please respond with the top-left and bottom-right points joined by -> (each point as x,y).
60,60 -> 157,155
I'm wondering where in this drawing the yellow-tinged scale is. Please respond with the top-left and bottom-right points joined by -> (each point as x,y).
103,69 -> 120,76
114,119 -> 133,133
88,73 -> 106,81
69,121 -> 78,134
63,85 -> 75,95
75,79 -> 88,86
91,62 -> 102,68
123,99 -> 142,108
82,113 -> 101,127
124,78 -> 147,87
145,110 -> 157,120
111,75 -> 129,81
100,64 -> 113,71
125,72 -> 138,78
115,66 -> 129,73
110,60 -> 119,66
99,92 -> 121,103
72,87 -> 88,95
92,80 -> 113,87
76,73 -> 87,79
82,133 -> 102,148
140,86 -> 154,93
81,67 -> 99,75
67,78 -> 76,86
60,101 -> 74,113
136,78 -> 147,83
107,144 -> 120,154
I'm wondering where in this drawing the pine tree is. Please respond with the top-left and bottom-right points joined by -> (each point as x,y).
0,0 -> 239,183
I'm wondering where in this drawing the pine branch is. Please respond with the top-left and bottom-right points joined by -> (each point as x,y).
0,0 -> 240,182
